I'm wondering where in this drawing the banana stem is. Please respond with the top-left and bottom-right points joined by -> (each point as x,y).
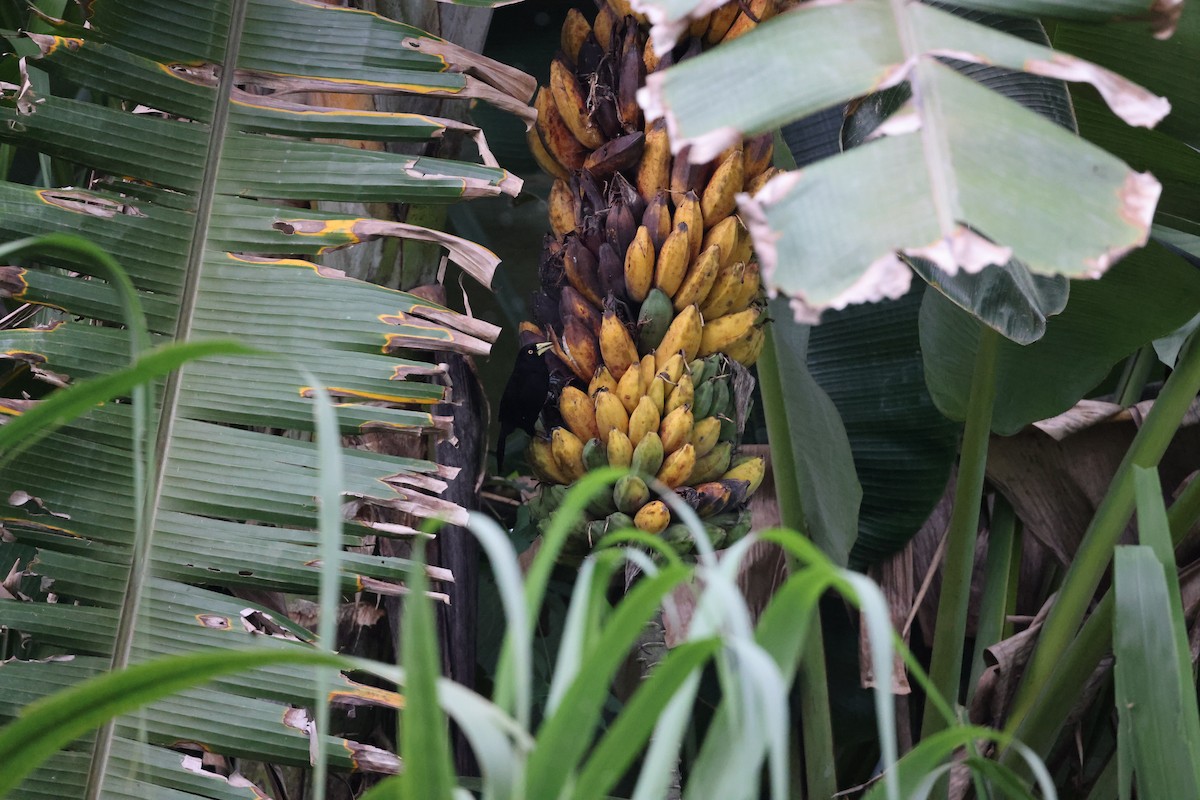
759,328 -> 805,531
1004,330 -> 1200,739
966,494 -> 1017,708
759,329 -> 837,800
920,324 -> 999,741
798,613 -> 837,800
1114,344 -> 1156,408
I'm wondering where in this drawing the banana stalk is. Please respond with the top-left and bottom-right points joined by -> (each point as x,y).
523,0 -> 774,558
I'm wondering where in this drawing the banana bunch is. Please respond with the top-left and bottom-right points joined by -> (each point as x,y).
527,354 -> 765,558
520,1 -> 776,554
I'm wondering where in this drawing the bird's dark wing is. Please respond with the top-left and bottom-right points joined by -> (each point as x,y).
496,422 -> 513,474
496,345 -> 551,472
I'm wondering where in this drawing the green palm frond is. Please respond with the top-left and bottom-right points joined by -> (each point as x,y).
0,0 -> 531,796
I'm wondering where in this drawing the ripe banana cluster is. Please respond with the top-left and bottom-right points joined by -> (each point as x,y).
521,0 -> 776,555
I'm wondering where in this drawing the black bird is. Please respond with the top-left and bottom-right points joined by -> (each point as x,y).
496,341 -> 552,473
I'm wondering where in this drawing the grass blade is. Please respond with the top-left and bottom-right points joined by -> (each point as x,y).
400,539 -> 457,800
525,564 -> 691,799
575,639 -> 722,800
304,369 -> 346,800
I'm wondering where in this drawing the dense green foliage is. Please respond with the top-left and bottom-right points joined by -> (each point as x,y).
1,0 -> 1199,798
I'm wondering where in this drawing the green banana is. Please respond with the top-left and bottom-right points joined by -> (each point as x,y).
709,377 -> 731,418
637,288 -> 674,355
692,378 -> 715,419
630,430 -> 665,477
613,474 -> 651,514
582,437 -> 608,471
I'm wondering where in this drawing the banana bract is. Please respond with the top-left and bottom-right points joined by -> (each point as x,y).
522,0 -> 774,558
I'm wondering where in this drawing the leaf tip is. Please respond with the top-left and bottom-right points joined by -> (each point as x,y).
1025,54 -> 1171,129
1083,170 -> 1161,276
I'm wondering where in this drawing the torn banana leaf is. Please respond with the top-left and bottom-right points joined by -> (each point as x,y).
639,0 -> 1173,322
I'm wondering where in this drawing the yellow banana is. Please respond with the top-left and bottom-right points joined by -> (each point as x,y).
671,146 -> 707,200
730,223 -> 754,267
624,225 -> 655,303
527,123 -> 570,182
666,373 -> 694,415
742,132 -> 774,181
637,121 -> 671,202
723,455 -> 766,494
643,190 -> 672,250
639,353 -> 657,394
564,239 -> 604,308
647,375 -> 667,415
562,317 -> 601,380
634,500 -> 670,533
561,7 -> 592,64
548,330 -> 585,384
673,190 -> 704,260
705,2 -> 740,43
672,244 -> 722,311
689,441 -> 732,484
559,385 -> 600,442
659,404 -> 694,454
656,443 -> 696,488
726,261 -> 762,313
549,56 -> 605,150
600,308 -> 640,380
552,427 -> 586,481
533,86 -> 588,175
560,285 -> 602,336
643,37 -> 662,73
607,0 -> 646,24
700,260 -> 747,320
653,222 -> 691,298
725,324 -> 765,366
528,436 -> 571,484
590,365 -> 619,397
593,2 -> 618,48
700,148 -> 744,227
594,389 -> 630,441
723,0 -> 777,42
616,357 -> 643,413
628,395 -> 661,446
698,307 -> 759,357
655,304 -> 702,368
690,416 -> 722,458
548,179 -> 576,238
608,428 -> 634,469
658,353 -> 687,385
701,215 -> 743,270
746,165 -> 781,196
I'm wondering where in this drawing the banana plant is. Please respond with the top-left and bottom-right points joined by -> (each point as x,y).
0,0 -> 533,796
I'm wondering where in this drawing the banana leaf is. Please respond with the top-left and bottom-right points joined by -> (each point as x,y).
0,0 -> 531,796
637,0 -> 1174,322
